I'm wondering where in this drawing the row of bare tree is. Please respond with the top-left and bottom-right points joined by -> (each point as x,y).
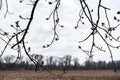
0,54 -> 120,70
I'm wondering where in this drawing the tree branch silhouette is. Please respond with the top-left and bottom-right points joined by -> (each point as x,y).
43,0 -> 64,48
77,0 -> 120,72
0,0 -> 120,73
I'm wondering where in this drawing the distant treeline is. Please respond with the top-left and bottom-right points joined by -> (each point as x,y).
0,54 -> 120,70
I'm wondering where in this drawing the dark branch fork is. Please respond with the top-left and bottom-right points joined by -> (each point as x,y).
11,0 -> 39,49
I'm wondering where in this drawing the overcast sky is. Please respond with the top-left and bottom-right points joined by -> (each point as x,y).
0,0 -> 120,63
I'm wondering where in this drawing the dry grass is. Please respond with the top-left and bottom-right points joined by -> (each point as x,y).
0,70 -> 120,80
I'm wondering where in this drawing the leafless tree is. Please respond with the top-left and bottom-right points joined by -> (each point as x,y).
4,55 -> 15,63
46,56 -> 57,67
0,57 -> 4,69
73,57 -> 80,69
58,57 -> 65,69
0,0 -> 120,72
64,55 -> 72,68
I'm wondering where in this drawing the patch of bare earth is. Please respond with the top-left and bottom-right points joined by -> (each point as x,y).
0,70 -> 120,80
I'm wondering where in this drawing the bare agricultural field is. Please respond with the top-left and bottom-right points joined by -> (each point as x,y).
0,70 -> 120,80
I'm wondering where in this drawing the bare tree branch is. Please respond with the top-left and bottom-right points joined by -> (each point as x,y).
0,0 -> 2,10
11,0 -> 39,48
0,0 -> 120,73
